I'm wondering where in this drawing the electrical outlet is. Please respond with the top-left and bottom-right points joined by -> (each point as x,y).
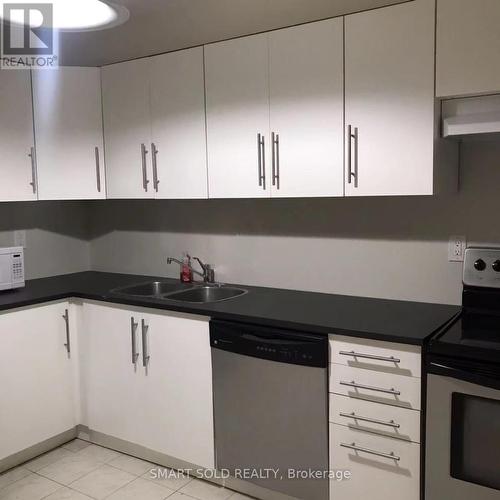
448,235 -> 466,262
14,230 -> 26,248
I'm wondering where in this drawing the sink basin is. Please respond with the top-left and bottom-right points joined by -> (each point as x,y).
164,286 -> 248,303
111,281 -> 186,297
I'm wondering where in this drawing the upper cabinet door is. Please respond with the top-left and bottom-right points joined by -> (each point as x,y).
102,59 -> 153,199
344,0 -> 435,197
33,67 -> 105,200
436,0 -> 500,98
0,71 -> 36,202
269,19 -> 344,198
205,34 -> 270,199
150,47 -> 208,199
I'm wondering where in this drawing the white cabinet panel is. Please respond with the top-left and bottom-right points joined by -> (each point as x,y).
82,302 -> 214,468
82,302 -> 143,445
0,70 -> 36,201
102,59 -> 153,199
437,0 -> 500,97
345,0 -> 436,196
269,19 -> 344,198
330,423 -> 420,500
329,394 -> 420,443
205,34 -> 270,199
329,335 -> 421,378
330,364 -> 421,410
0,302 -> 77,462
142,311 -> 214,468
33,68 -> 105,200
150,47 -> 208,199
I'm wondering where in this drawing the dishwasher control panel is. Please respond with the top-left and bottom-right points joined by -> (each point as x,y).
210,320 -> 328,368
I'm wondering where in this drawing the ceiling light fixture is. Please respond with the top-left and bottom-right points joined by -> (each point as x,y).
0,0 -> 130,32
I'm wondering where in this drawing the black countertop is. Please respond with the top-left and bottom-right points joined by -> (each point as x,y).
0,271 -> 461,345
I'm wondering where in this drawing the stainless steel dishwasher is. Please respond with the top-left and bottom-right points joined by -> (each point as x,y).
210,320 -> 329,500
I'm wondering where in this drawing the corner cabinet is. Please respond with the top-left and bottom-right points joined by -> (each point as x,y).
436,0 -> 500,98
32,68 -> 106,200
81,302 -> 214,469
102,48 -> 208,200
0,302 -> 78,467
344,0 -> 455,197
0,70 -> 37,202
205,18 -> 345,199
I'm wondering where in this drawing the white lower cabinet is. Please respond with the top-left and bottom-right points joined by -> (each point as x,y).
329,335 -> 422,500
330,423 -> 420,500
0,302 -> 77,465
82,302 -> 214,469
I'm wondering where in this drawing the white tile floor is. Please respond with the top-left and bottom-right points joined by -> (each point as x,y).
0,440 -> 254,500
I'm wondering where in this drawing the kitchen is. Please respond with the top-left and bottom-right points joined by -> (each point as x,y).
1,0 -> 500,499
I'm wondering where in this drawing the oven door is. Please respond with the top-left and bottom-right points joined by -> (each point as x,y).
426,357 -> 500,500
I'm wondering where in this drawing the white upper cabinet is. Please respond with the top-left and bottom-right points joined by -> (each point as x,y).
0,71 -> 36,202
344,0 -> 442,197
102,58 -> 153,199
150,47 -> 208,199
436,0 -> 500,98
32,67 -> 105,200
205,34 -> 271,199
269,19 -> 344,198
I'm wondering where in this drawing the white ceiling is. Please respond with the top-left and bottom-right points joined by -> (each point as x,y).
58,0 -> 408,66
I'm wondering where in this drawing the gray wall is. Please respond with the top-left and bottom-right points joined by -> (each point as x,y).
88,141 -> 500,306
0,202 -> 91,279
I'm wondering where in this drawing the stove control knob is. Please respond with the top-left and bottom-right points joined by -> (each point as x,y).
474,259 -> 487,271
493,260 -> 500,272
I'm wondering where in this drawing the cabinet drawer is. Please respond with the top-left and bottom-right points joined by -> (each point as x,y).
329,394 -> 420,443
329,423 -> 420,500
330,364 -> 421,410
329,335 -> 421,378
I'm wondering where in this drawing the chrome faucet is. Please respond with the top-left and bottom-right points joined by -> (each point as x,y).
167,255 -> 216,284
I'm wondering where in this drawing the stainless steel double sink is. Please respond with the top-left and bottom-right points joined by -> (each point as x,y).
110,280 -> 248,304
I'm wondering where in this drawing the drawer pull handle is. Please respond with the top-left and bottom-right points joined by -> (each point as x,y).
341,442 -> 400,461
339,412 -> 401,428
340,380 -> 401,396
339,351 -> 401,363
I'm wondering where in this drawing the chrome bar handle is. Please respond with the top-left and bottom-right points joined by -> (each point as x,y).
62,308 -> 70,355
95,146 -> 101,193
341,442 -> 400,461
257,133 -> 266,189
151,142 -> 160,192
141,319 -> 150,368
131,317 -> 139,365
347,126 -> 358,187
353,126 -> 359,188
28,147 -> 37,194
272,132 -> 280,189
339,351 -> 401,364
340,380 -> 401,396
141,143 -> 149,192
339,412 -> 401,429
347,125 -> 352,184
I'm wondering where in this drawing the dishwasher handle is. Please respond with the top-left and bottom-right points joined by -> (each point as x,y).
241,333 -> 312,346
210,320 -> 328,368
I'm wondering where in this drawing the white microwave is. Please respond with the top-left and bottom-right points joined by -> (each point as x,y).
0,247 -> 25,291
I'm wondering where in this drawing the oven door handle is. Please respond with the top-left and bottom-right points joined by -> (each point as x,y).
429,361 -> 500,392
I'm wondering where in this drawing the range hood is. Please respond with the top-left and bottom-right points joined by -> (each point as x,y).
442,94 -> 500,140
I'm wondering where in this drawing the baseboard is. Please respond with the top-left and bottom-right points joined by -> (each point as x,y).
0,427 -> 78,474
